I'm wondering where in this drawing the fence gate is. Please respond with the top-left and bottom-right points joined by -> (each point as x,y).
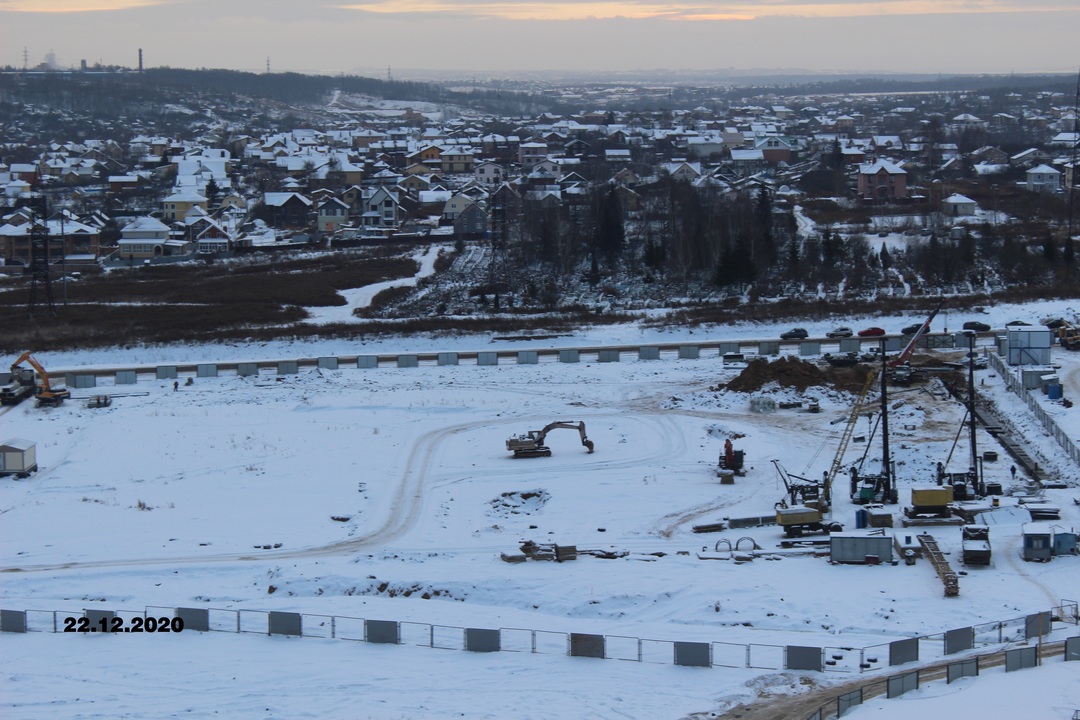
947,657 -> 979,683
887,671 -> 919,698
1005,646 -> 1038,672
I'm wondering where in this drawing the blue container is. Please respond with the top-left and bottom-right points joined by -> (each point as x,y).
855,509 -> 868,529
1048,384 -> 1062,400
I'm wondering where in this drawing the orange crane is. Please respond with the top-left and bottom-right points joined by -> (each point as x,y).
9,352 -> 70,407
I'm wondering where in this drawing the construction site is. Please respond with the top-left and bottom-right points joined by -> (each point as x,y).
0,308 -> 1078,719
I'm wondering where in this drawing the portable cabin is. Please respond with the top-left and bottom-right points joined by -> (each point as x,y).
1021,524 -> 1053,562
0,438 -> 38,476
830,531 -> 894,564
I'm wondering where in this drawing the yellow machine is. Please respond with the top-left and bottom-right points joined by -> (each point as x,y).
9,352 -> 71,407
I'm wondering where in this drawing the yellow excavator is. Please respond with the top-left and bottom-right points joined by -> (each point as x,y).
506,421 -> 594,458
9,352 -> 70,407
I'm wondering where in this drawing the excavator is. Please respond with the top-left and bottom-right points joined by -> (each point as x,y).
8,352 -> 70,407
506,421 -> 594,458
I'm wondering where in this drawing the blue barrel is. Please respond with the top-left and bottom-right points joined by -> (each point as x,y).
1048,384 -> 1063,400
855,509 -> 868,529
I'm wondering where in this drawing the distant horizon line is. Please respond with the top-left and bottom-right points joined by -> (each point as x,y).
2,63 -> 1076,84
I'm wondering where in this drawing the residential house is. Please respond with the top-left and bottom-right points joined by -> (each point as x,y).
363,187 -> 402,228
440,149 -> 474,175
261,192 -> 313,228
942,194 -> 977,217
317,197 -> 350,235
755,136 -> 796,165
442,193 -> 476,221
162,189 -> 208,222
857,159 -> 908,200
474,161 -> 505,187
519,141 -> 549,170
452,202 -> 487,239
116,216 -> 183,259
1026,164 -> 1061,193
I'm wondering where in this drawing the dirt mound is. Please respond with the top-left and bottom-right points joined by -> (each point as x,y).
725,357 -> 872,394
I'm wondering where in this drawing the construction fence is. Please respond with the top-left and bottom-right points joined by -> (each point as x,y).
803,636 -> 1079,720
2,600 -> 1075,675
987,351 -> 1080,467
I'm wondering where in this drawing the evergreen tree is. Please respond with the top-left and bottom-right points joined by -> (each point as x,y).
879,242 -> 891,271
1042,234 -> 1057,264
1063,236 -> 1075,266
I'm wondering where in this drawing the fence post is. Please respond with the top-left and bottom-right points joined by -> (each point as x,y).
331,616 -> 336,639
637,638 -> 642,662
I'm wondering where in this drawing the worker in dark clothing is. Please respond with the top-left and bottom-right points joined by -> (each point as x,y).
1010,465 -> 1017,481
173,381 -> 179,391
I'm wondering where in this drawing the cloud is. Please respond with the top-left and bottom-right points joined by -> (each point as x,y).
0,0 -> 165,12
333,0 -> 1077,22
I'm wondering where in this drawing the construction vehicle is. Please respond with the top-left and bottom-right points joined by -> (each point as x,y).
1056,322 -> 1080,351
772,460 -> 842,537
718,439 -> 746,475
961,524 -> 991,566
8,352 -> 70,407
904,485 -> 954,519
506,421 -> 594,458
0,367 -> 35,405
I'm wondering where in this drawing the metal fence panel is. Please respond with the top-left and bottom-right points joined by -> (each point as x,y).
397,355 -> 419,369
400,621 -> 432,647
365,619 -> 399,644
889,638 -> 919,666
947,658 -> 978,683
476,352 -> 498,366
237,362 -> 259,377
176,607 -> 209,633
115,370 -> 137,385
748,643 -> 784,670
787,645 -> 823,672
1065,636 -> 1080,661
799,341 -> 820,357
569,632 -> 605,659
276,361 -> 299,375
333,616 -> 365,641
837,688 -> 862,717
357,356 -> 379,369
432,625 -> 463,650
84,609 -> 115,633
678,345 -> 700,360
197,364 -> 218,377
558,349 -> 579,363
499,628 -> 533,653
597,350 -> 620,363
517,351 -> 538,365
638,346 -> 660,360
316,357 -> 338,370
1005,646 -> 1037,672
25,610 -> 56,633
155,366 -> 177,380
238,610 -> 269,634
535,630 -> 568,656
465,628 -> 500,653
758,341 -> 780,356
604,635 -> 640,661
0,609 -> 27,633
1025,611 -> 1052,639
712,642 -> 747,669
887,671 -> 918,698
299,614 -> 333,639
839,338 -> 861,353
268,611 -> 301,637
437,352 -> 458,366
674,641 -> 711,667
944,626 -> 974,655
207,608 -> 239,633
640,639 -> 675,664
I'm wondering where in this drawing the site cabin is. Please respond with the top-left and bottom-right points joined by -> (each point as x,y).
829,531 -> 894,564
0,438 -> 37,477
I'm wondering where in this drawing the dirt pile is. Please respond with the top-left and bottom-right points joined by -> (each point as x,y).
724,357 -> 872,394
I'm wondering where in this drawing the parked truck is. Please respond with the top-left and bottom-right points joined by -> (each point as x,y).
775,506 -> 842,538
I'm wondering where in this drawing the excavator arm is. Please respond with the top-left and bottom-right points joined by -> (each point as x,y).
10,351 -> 69,405
507,421 -> 594,457
536,421 -> 594,453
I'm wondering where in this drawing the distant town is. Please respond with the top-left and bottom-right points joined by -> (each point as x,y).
0,68 -> 1076,317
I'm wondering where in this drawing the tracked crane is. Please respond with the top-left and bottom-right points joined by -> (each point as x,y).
9,352 -> 70,407
506,421 -> 594,458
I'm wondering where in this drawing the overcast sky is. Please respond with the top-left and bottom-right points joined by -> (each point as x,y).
1,0 -> 1077,79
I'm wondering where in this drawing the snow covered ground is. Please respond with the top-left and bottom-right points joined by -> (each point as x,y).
2,301 -> 1079,719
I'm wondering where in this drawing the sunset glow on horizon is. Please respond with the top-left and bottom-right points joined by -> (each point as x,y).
0,0 -> 162,12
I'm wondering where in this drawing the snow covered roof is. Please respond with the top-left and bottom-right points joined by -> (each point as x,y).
858,159 -> 906,175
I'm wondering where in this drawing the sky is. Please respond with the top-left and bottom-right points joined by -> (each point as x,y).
0,0 -> 1077,79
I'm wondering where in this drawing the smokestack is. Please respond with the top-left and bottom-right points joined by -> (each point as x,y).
138,48 -> 143,73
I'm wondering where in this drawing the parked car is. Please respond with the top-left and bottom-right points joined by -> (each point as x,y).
962,321 -> 991,332
1005,320 -> 1031,327
780,328 -> 809,340
901,323 -> 928,335
858,327 -> 886,337
826,327 -> 854,338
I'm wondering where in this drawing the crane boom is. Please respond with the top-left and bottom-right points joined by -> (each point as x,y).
893,298 -> 945,367
825,368 -> 879,503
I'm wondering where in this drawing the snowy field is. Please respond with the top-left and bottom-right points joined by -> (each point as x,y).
2,300 -> 1079,719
